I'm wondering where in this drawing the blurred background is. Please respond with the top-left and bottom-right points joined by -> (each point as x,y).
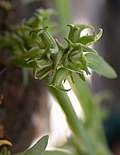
0,0 -> 120,154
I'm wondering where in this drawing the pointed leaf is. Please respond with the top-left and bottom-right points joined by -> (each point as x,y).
23,47 -> 42,60
94,28 -> 103,42
12,57 -> 37,68
82,45 -> 97,53
36,59 -> 53,70
85,53 -> 117,79
33,67 -> 51,80
63,62 -> 83,74
53,68 -> 71,91
24,135 -> 48,155
79,28 -> 103,46
14,135 -> 49,155
43,150 -> 70,155
0,147 -> 9,155
79,35 -> 95,46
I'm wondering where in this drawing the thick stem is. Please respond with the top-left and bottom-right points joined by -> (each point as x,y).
49,86 -> 95,155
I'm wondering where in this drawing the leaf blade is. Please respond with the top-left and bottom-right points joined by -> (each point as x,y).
85,53 -> 117,79
43,150 -> 70,155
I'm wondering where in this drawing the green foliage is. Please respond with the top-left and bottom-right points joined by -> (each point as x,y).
14,135 -> 48,155
0,136 -> 70,155
67,75 -> 112,155
43,150 -> 70,155
0,8 -> 56,53
0,14 -> 117,91
0,136 -> 48,155
85,52 -> 117,78
0,7 -> 117,155
12,23 -> 117,91
0,147 -> 9,155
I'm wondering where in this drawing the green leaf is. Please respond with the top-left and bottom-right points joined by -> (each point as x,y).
82,45 -> 97,53
43,150 -> 70,155
79,35 -> 95,46
23,47 -> 42,60
36,59 -> 53,70
78,28 -> 103,46
33,67 -> 51,80
14,135 -> 48,155
77,24 -> 95,35
53,68 -> 71,91
94,28 -> 103,42
85,53 -> 117,79
63,61 -> 83,74
0,147 -> 9,155
12,57 -> 37,68
24,135 -> 48,155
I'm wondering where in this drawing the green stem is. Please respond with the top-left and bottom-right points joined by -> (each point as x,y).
54,0 -> 72,36
49,86 -> 95,155
22,68 -> 29,87
68,73 -> 95,123
68,73 -> 112,154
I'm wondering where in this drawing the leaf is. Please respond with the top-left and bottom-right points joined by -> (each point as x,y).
12,57 -> 37,68
53,68 -> 71,91
0,147 -> 9,155
36,59 -> 53,70
77,24 -> 95,34
79,35 -> 95,46
94,28 -> 103,42
85,53 -> 117,79
14,135 -> 49,155
23,47 -> 42,60
33,67 -> 51,80
24,135 -> 48,155
43,150 -> 70,155
79,73 -> 86,81
79,28 -> 103,46
82,45 -> 97,53
63,61 -> 83,74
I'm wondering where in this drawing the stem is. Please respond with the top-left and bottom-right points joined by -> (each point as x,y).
49,86 -> 95,155
22,68 -> 29,87
68,73 -> 112,154
68,73 -> 95,123
54,0 -> 72,36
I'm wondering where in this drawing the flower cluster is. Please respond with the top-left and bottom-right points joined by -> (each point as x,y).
1,9 -> 116,91
20,24 -> 103,91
